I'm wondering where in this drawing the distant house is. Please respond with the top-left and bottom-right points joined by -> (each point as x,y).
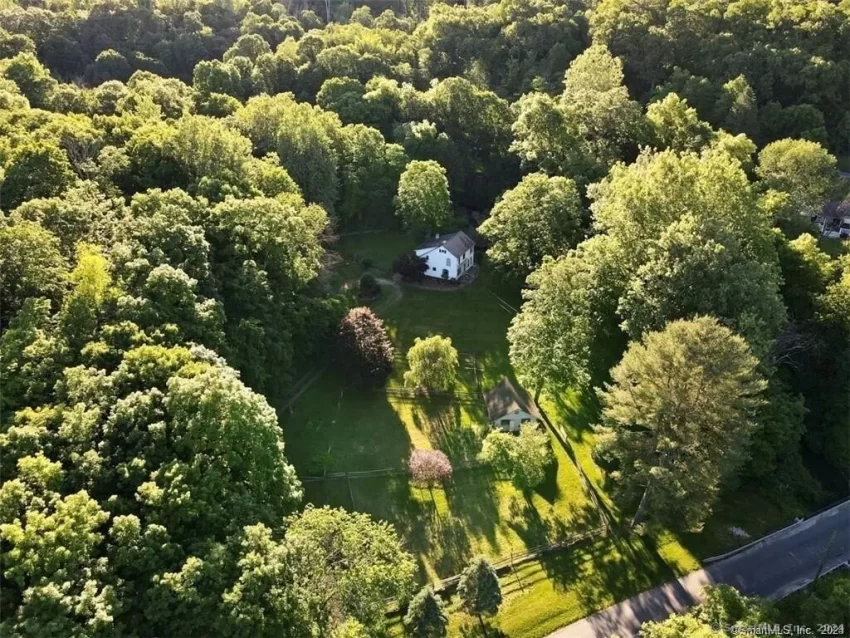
483,377 -> 541,433
414,231 -> 475,280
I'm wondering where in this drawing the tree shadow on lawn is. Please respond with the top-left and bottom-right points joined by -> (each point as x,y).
280,378 -> 415,474
507,496 -> 602,550
444,468 -> 502,546
348,470 -> 502,581
535,533 -> 676,618
550,388 -> 601,446
534,448 -> 564,505
413,398 -> 485,463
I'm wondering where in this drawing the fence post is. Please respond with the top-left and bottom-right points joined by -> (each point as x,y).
347,472 -> 356,509
510,548 -> 525,593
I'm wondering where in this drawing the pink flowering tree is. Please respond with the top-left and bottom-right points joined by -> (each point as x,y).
409,449 -> 453,500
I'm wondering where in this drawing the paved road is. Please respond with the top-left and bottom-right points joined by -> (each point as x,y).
547,500 -> 850,638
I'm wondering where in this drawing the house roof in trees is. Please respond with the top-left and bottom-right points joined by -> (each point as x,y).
415,231 -> 475,259
822,194 -> 850,219
483,377 -> 542,422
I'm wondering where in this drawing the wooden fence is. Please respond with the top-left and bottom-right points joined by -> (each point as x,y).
384,523 -> 609,616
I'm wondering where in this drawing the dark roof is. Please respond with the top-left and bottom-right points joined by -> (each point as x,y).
416,231 -> 475,259
822,195 -> 850,219
483,377 -> 541,422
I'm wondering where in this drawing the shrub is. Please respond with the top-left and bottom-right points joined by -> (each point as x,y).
359,272 -> 380,299
392,252 -> 428,282
335,307 -> 394,387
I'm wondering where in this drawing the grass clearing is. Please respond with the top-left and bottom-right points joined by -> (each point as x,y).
280,232 -> 597,584
280,231 -> 802,636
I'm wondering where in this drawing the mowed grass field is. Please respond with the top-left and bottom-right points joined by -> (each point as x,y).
277,231 -> 722,636
280,231 -> 597,582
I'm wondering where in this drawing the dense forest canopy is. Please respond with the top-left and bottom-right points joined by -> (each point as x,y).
1,0 -> 848,635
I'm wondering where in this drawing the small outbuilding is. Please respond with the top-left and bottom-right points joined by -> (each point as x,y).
414,231 -> 475,280
483,377 -> 541,433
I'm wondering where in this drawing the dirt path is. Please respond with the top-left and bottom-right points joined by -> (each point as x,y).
372,277 -> 403,312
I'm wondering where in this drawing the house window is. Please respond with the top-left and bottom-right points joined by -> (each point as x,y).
500,419 -> 511,427
446,258 -> 451,266
431,267 -> 436,271
521,418 -> 531,424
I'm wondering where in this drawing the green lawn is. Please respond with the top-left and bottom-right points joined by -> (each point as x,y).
388,534 -> 678,638
280,232 -> 596,582
538,371 -> 805,571
280,231 -> 803,637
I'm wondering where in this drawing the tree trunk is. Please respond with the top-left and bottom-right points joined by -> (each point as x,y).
478,613 -> 487,636
631,484 -> 650,528
534,380 -> 543,403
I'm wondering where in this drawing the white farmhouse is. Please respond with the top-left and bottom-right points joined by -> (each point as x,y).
414,231 -> 475,280
483,378 -> 542,433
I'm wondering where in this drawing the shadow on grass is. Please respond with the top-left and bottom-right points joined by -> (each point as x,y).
444,469 -> 502,555
278,377 -> 416,474
507,497 -> 601,551
549,389 -> 601,446
416,399 -> 484,462
534,452 -> 564,505
536,533 -> 676,618
347,468 -> 503,580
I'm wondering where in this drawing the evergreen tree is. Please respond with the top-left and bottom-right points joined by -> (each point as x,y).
403,586 -> 448,638
457,556 -> 502,631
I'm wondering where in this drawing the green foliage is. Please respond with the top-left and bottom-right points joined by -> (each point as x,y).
618,215 -> 786,358
0,220 -> 67,325
508,235 -> 625,394
646,93 -> 713,153
3,141 -> 76,210
590,148 -> 775,267
403,335 -> 459,392
1,2 -> 848,634
596,317 -> 765,531
479,424 -> 553,491
456,556 -> 502,620
395,160 -> 451,234
639,584 -> 778,637
404,586 -> 448,638
479,172 -> 584,276
285,506 -> 416,634
335,307 -> 394,388
757,139 -> 837,216
0,52 -> 57,108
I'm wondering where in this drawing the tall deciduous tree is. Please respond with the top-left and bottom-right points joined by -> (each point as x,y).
285,506 -> 416,634
596,317 -> 765,531
479,172 -> 583,276
618,215 -> 786,358
479,424 -> 552,492
756,139 -> 837,217
335,307 -> 394,388
0,220 -> 67,326
508,235 -> 626,395
403,335 -> 459,392
646,93 -> 713,153
394,160 -> 451,235
3,141 -> 76,210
